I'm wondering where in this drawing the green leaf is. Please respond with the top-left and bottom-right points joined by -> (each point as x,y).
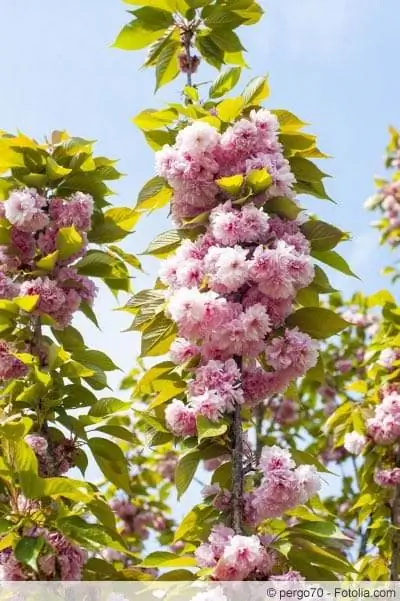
301,220 -> 347,251
215,174 -> 244,195
136,176 -> 172,211
141,313 -> 176,357
14,536 -> 45,571
197,416 -> 228,442
286,307 -> 349,339
242,75 -> 269,106
368,289 -> 395,308
139,551 -> 197,568
294,179 -> 333,201
14,295 -> 39,312
144,28 -> 178,68
217,97 -> 244,122
290,156 -> 329,182
247,168 -> 272,193
271,110 -> 308,132
36,251 -> 59,271
89,207 -> 139,244
264,196 -> 302,219
75,250 -> 127,278
108,245 -> 143,271
196,35 -> 224,69
143,229 -> 181,258
89,397 -> 131,417
61,360 -> 94,378
133,6 -> 174,29
133,108 -> 178,130
175,449 -> 200,499
89,438 -> 130,492
210,28 -> 245,53
312,249 -> 359,278
155,39 -> 181,91
113,20 -> 168,51
57,516 -> 126,552
56,226 -> 83,261
73,350 -> 119,372
46,157 -> 71,180
209,67 -> 241,99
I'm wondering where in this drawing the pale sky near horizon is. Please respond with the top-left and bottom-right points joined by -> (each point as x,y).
1,0 -> 400,512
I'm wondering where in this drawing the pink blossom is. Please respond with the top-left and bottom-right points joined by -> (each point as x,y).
378,348 -> 400,370
259,446 -> 295,473
374,468 -> 400,488
45,531 -> 87,580
5,188 -> 49,232
272,398 -> 299,425
49,192 -> 94,231
20,277 -> 65,315
0,341 -> 28,380
335,359 -> 353,373
295,465 -> 321,502
243,366 -> 292,406
367,392 -> 400,445
176,122 -> 219,156
204,245 -> 249,293
265,328 -> 319,376
56,267 -> 97,306
343,432 -> 366,455
270,571 -> 305,581
170,338 -> 199,365
10,227 -> 35,261
0,273 -> 19,299
25,435 -> 48,457
165,399 -> 196,437
0,246 -> 21,273
191,390 -> 227,422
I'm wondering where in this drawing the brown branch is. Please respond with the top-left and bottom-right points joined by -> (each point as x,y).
231,357 -> 244,534
255,403 -> 264,463
391,446 -> 400,580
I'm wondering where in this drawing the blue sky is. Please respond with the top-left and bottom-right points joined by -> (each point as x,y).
1,0 -> 399,504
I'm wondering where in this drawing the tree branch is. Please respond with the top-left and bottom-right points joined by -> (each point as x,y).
231,357 -> 244,534
391,447 -> 400,580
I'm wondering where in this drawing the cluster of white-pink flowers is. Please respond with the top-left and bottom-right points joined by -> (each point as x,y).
0,529 -> 87,581
159,116 -> 318,437
0,187 -> 96,335
25,434 -> 78,476
203,446 -> 321,527
195,522 -> 303,582
156,113 -> 325,580
344,348 -> 400,489
365,180 -> 400,246
111,498 -> 167,540
156,111 -> 295,225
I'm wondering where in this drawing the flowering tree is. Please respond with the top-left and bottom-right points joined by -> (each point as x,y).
0,131 -> 144,580
113,0 -> 359,581
365,127 -> 400,280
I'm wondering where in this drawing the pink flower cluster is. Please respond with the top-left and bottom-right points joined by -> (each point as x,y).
163,202 -> 317,435
0,187 -> 96,328
367,390 -> 400,445
374,468 -> 400,488
0,340 -> 28,381
202,447 -> 321,525
195,524 -> 274,581
0,530 -> 86,581
250,446 -> 321,522
366,181 -> 400,246
156,112 -> 295,225
25,434 -> 77,476
111,499 -> 166,540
